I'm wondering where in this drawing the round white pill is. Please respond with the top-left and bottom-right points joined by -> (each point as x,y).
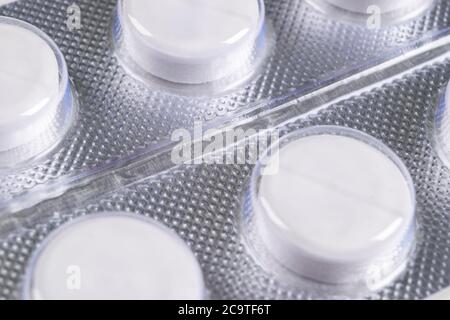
0,21 -> 60,152
316,0 -> 430,14
118,0 -> 263,84
25,214 -> 205,300
251,128 -> 415,285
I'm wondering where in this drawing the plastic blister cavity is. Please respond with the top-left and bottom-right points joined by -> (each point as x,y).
2,0 -> 450,204
242,126 -> 416,297
23,213 -> 206,300
112,0 -> 269,95
0,17 -> 76,170
306,0 -> 435,26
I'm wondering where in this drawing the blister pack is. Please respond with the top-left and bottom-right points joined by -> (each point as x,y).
1,0 -> 450,300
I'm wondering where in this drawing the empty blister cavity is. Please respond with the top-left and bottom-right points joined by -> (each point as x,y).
23,213 -> 206,300
113,0 -> 268,94
243,126 -> 416,296
0,17 -> 76,169
306,0 -> 434,26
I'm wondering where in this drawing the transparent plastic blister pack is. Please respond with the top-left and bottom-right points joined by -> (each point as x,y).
1,0 -> 450,209
1,0 -> 450,300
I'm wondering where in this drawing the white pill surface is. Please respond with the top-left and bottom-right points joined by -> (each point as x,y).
254,130 -> 415,284
0,22 -> 60,152
26,214 -> 205,300
321,0 -> 429,14
119,0 -> 262,84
